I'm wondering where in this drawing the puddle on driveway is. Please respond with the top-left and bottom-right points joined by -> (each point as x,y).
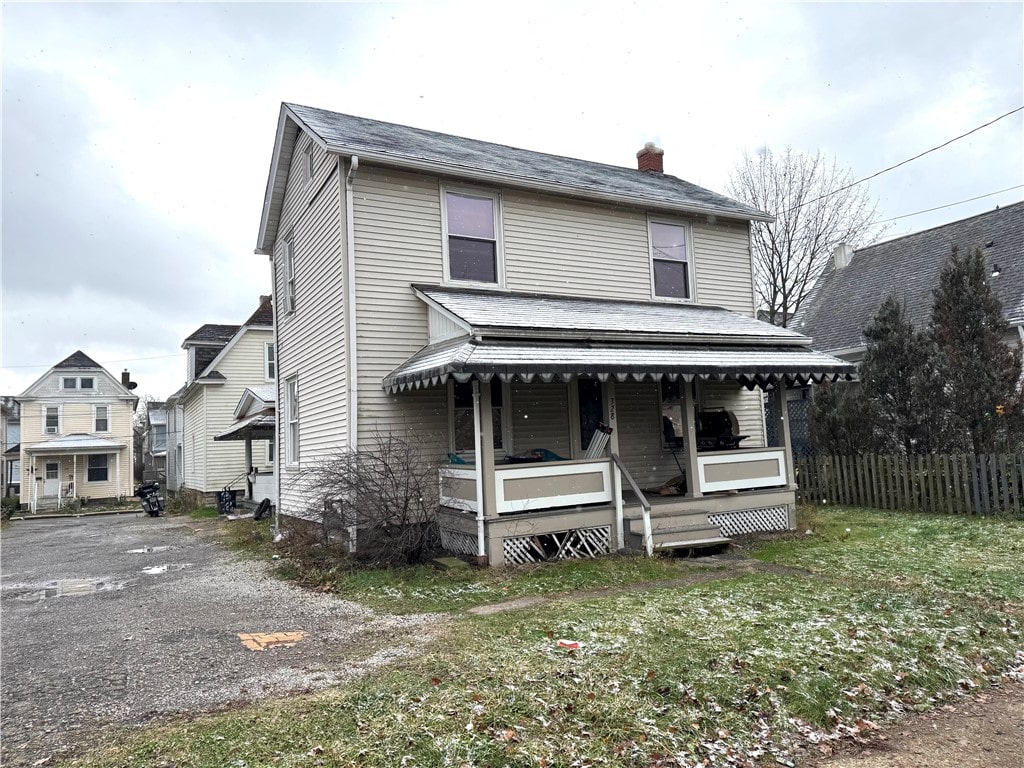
141,563 -> 191,575
10,579 -> 127,602
126,546 -> 170,554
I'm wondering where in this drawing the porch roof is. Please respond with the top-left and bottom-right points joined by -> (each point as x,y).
24,434 -> 127,454
383,338 -> 855,393
214,410 -> 276,441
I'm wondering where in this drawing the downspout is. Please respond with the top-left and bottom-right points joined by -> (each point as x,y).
472,380 -> 485,558
269,253 -> 282,538
345,156 -> 360,452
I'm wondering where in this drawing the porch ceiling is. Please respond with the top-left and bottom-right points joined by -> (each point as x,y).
383,337 -> 856,393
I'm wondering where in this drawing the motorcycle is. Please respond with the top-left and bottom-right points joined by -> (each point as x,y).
134,482 -> 164,517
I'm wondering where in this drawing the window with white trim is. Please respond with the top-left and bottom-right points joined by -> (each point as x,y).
265,343 -> 276,380
285,376 -> 299,465
649,219 -> 693,300
283,231 -> 296,313
80,377 -> 94,389
443,188 -> 502,284
93,405 -> 110,433
87,454 -> 108,482
44,405 -> 60,434
62,377 -> 77,390
450,378 -> 507,455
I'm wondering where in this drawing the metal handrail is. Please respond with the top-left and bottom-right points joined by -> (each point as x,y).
611,453 -> 653,556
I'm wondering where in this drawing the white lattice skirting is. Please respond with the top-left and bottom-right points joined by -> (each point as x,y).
709,507 -> 790,537
503,525 -> 612,565
439,528 -> 479,557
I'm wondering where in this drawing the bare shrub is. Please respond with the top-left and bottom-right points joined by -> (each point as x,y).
296,430 -> 443,567
165,487 -> 203,516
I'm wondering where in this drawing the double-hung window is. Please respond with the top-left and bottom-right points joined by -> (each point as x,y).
451,379 -> 506,456
649,219 -> 693,300
87,454 -> 108,482
282,232 -> 296,313
285,376 -> 299,465
44,405 -> 60,434
93,405 -> 110,433
265,343 -> 276,380
443,188 -> 502,284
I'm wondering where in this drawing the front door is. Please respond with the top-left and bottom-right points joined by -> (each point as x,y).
43,462 -> 60,496
577,379 -> 604,453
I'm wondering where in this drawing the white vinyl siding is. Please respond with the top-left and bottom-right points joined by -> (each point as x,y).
701,382 -> 766,449
614,381 -> 684,488
690,220 -> 755,313
509,381 -> 571,459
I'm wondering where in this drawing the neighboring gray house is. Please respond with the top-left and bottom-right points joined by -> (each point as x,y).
255,104 -> 854,565
142,402 -> 167,484
794,202 -> 1024,362
2,396 -> 20,497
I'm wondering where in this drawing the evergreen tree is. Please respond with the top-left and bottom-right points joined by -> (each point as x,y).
930,246 -> 1024,452
859,295 -> 946,454
810,380 -> 872,455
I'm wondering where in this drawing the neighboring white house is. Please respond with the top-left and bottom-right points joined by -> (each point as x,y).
1,396 -> 21,497
254,104 -> 854,565
142,402 -> 168,484
214,385 -> 276,505
166,297 -> 275,504
16,351 -> 138,512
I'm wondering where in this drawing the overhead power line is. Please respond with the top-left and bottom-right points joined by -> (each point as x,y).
785,105 -> 1024,214
1,352 -> 185,370
877,185 -> 1024,224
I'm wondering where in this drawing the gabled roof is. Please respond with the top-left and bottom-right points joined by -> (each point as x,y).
182,324 -> 239,347
257,103 -> 772,253
54,350 -> 102,368
243,296 -> 274,327
793,202 -> 1024,354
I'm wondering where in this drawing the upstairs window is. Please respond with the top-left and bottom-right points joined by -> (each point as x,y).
62,377 -> 77,389
265,343 -> 276,380
44,405 -> 60,434
282,232 -> 296,313
649,219 -> 692,300
80,377 -> 94,389
94,405 -> 109,433
285,376 -> 299,465
444,189 -> 501,284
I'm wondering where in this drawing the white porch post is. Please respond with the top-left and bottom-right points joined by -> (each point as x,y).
680,379 -> 702,498
57,458 -> 63,507
602,379 -> 624,550
244,438 -> 254,500
471,380 -> 485,558
116,452 -> 121,498
478,380 -> 499,563
73,454 -> 78,499
774,384 -> 796,487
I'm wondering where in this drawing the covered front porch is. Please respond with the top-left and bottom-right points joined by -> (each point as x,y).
384,285 -> 855,566
24,435 -> 129,513
213,386 -> 276,506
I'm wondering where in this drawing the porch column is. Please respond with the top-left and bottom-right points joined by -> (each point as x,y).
773,384 -> 796,487
244,438 -> 254,500
680,380 -> 702,498
477,380 -> 501,565
603,380 -> 624,549
116,451 -> 121,498
73,454 -> 78,499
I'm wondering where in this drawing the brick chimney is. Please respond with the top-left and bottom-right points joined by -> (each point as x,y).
637,142 -> 664,173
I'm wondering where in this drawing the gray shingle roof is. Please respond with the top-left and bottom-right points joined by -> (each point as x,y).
183,324 -> 239,346
794,202 -> 1024,353
243,296 -> 274,327
415,284 -> 809,346
288,104 -> 769,220
54,351 -> 101,369
384,286 -> 855,391
257,103 -> 771,253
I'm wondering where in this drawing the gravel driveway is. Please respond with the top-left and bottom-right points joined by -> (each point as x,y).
1,513 -> 441,767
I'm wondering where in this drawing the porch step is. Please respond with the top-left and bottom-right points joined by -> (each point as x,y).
625,510 -> 709,535
626,522 -> 729,550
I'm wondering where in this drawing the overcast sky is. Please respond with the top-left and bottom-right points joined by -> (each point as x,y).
2,1 -> 1022,402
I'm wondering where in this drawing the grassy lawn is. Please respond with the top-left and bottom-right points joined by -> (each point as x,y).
65,506 -> 1023,768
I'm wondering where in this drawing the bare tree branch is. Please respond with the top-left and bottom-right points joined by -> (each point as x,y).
728,147 -> 888,326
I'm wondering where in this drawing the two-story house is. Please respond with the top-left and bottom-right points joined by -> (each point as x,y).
165,297 -> 275,505
255,104 -> 854,565
16,351 -> 138,512
141,401 -> 168,484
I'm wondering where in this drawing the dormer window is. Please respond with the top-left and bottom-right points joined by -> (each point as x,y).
80,377 -> 94,389
62,377 -> 77,389
443,188 -> 502,285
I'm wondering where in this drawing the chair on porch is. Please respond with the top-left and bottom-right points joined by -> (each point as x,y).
583,423 -> 613,459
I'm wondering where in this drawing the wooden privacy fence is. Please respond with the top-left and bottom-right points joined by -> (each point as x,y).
795,454 -> 1024,516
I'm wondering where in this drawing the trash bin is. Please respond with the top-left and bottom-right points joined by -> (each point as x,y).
217,489 -> 237,515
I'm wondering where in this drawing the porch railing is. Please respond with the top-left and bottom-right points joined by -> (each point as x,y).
611,453 -> 652,555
